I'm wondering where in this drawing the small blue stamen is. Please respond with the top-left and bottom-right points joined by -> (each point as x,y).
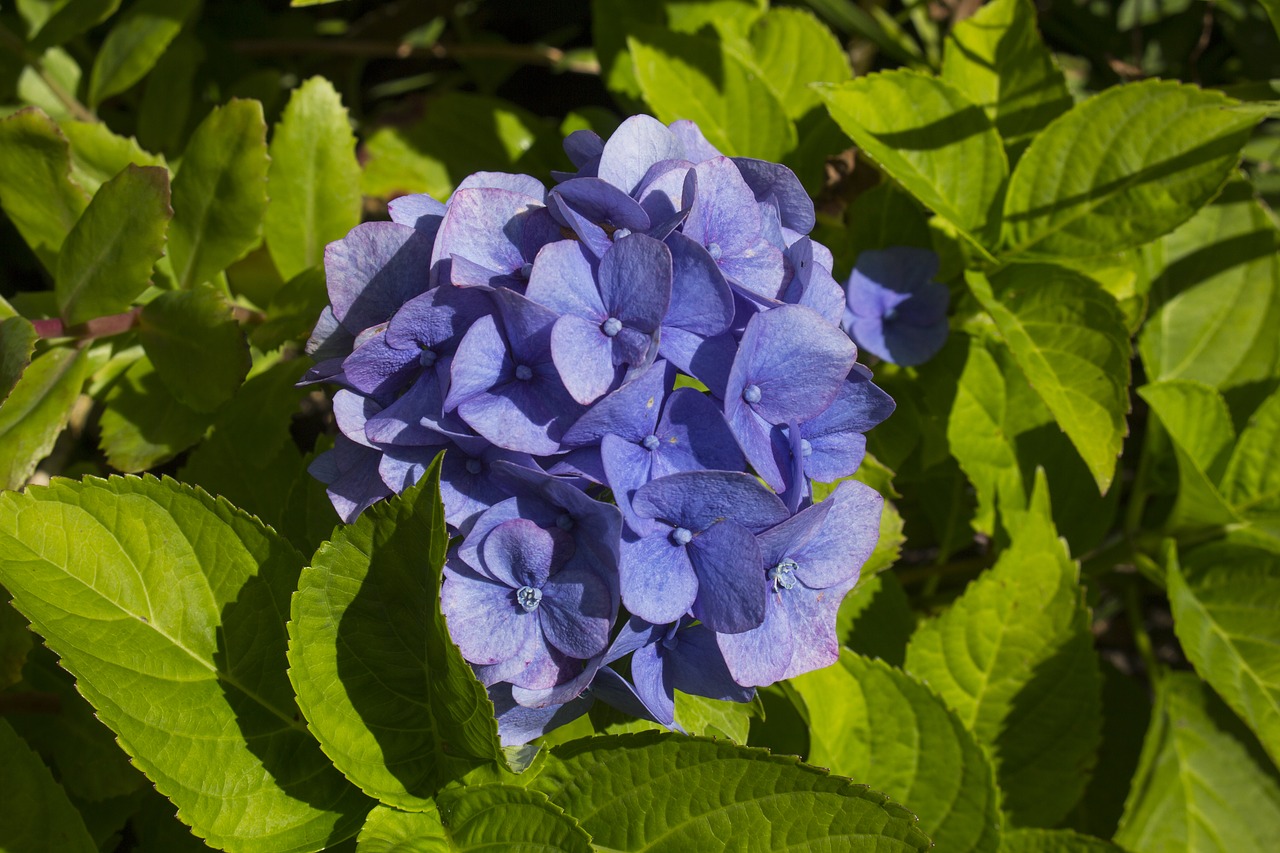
743,384 -> 762,404
602,317 -> 623,337
419,348 -> 437,368
671,527 -> 693,546
465,458 -> 483,475
515,364 -> 534,381
556,513 -> 575,532
768,558 -> 799,592
515,586 -> 543,612
613,227 -> 632,241
707,242 -> 722,261
642,434 -> 661,451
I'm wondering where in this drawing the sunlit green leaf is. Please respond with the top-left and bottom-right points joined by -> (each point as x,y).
0,108 -> 89,270
60,121 -> 166,195
747,7 -> 850,119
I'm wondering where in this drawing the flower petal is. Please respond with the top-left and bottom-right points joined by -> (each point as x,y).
619,530 -> 699,626
541,564 -> 614,659
688,520 -> 767,634
633,470 -> 789,533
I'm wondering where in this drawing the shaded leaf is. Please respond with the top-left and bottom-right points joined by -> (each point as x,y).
0,316 -> 38,406
1001,829 -> 1123,852
138,283 -> 250,413
1221,386 -> 1280,518
61,120 -> 166,195
0,717 -> 95,853
98,356 -> 212,472
837,569 -> 915,667
0,107 -> 89,270
28,0 -> 121,51
88,0 -> 199,107
0,346 -> 92,490
0,476 -> 373,852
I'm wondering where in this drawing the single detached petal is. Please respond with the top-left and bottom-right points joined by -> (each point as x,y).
598,115 -> 684,195
633,470 -> 789,533
326,221 -> 434,333
540,564 -> 614,659
688,520 -> 766,634
619,530 -> 699,626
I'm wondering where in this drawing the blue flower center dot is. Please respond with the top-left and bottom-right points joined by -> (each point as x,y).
768,559 -> 799,592
613,227 -> 632,241
743,384 -> 762,404
515,364 -> 534,381
515,585 -> 542,612
419,348 -> 437,368
707,242 -> 722,261
602,317 -> 623,337
642,434 -> 661,451
671,527 -> 693,546
520,262 -> 534,279
556,513 -> 575,532
465,458 -> 483,475
800,439 -> 813,457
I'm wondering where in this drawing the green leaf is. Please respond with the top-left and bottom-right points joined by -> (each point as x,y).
1260,0 -> 1280,41
948,334 -> 1027,535
530,732 -> 932,851
1138,180 -> 1280,411
137,283 -> 250,413
1169,540 -> 1280,768
628,27 -> 797,161
0,316 -> 38,406
1221,386 -> 1280,518
1114,672 -> 1280,853
169,99 -> 270,289
250,267 -> 331,350
675,692 -> 760,742
0,718 -> 95,853
837,570 -> 915,667
28,0 -> 121,51
1001,829 -> 1123,852
1001,81 -> 1266,259
665,0 -> 766,38
362,93 -> 552,201
87,0 -> 198,107
0,596 -> 32,691
356,787 -> 592,852
289,458 -> 502,810
906,473 -> 1102,827
940,0 -> 1072,159
136,31 -> 203,155
793,652 -> 1002,853
967,266 -> 1130,494
1137,381 -> 1240,530
0,108 -> 90,270
16,46 -> 83,122
61,121 -> 166,195
747,7 -> 851,119
55,164 -> 171,325
0,476 -> 372,852
98,357 -> 212,472
0,346 -> 92,490
264,77 -> 361,282
819,70 -> 1008,247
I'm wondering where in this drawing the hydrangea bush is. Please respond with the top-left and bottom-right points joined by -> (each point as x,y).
1,0 -> 1280,851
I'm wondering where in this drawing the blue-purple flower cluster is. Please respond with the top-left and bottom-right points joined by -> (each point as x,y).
305,115 -> 894,744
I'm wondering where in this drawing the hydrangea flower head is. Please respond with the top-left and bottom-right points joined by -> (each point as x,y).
306,115 -> 898,746
842,246 -> 950,366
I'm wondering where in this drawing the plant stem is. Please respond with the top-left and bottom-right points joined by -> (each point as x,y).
1125,580 -> 1161,682
230,37 -> 601,75
31,305 -> 265,342
0,22 -> 98,123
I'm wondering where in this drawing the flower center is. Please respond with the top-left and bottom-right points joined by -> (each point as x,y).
515,364 -> 534,381
556,513 -> 575,532
768,558 -> 799,592
707,242 -> 722,261
419,348 -> 437,368
602,317 -> 623,337
515,585 -> 542,612
742,384 -> 762,404
642,434 -> 661,451
671,527 -> 693,546
464,458 -> 483,475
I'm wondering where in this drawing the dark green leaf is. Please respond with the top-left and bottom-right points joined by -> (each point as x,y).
28,0 -> 121,51
837,569 -> 915,667
1001,829 -> 1123,852
96,355 -> 211,471
0,718 -> 95,853
530,732 -> 933,851
288,459 -> 503,810
0,476 -> 373,851
968,266 -> 1131,494
55,164 -> 171,325
0,597 -> 32,690
136,32 -> 203,155
0,346 -> 92,490
87,0 -> 199,107
356,787 -> 592,852
1114,673 -> 1280,853
138,283 -> 251,413
264,76 -> 361,281
1221,386 -> 1280,519
1002,81 -> 1267,259
628,26 -> 797,161
820,70 -> 1007,248
0,108 -> 89,270
0,316 -> 38,406
168,99 -> 270,289
793,652 -> 1002,853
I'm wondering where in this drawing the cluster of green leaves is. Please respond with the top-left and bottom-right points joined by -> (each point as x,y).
2,0 -> 1280,850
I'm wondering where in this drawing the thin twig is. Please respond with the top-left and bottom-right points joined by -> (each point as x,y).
32,308 -> 141,341
230,37 -> 601,75
0,22 -> 98,123
1188,1 -> 1216,85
